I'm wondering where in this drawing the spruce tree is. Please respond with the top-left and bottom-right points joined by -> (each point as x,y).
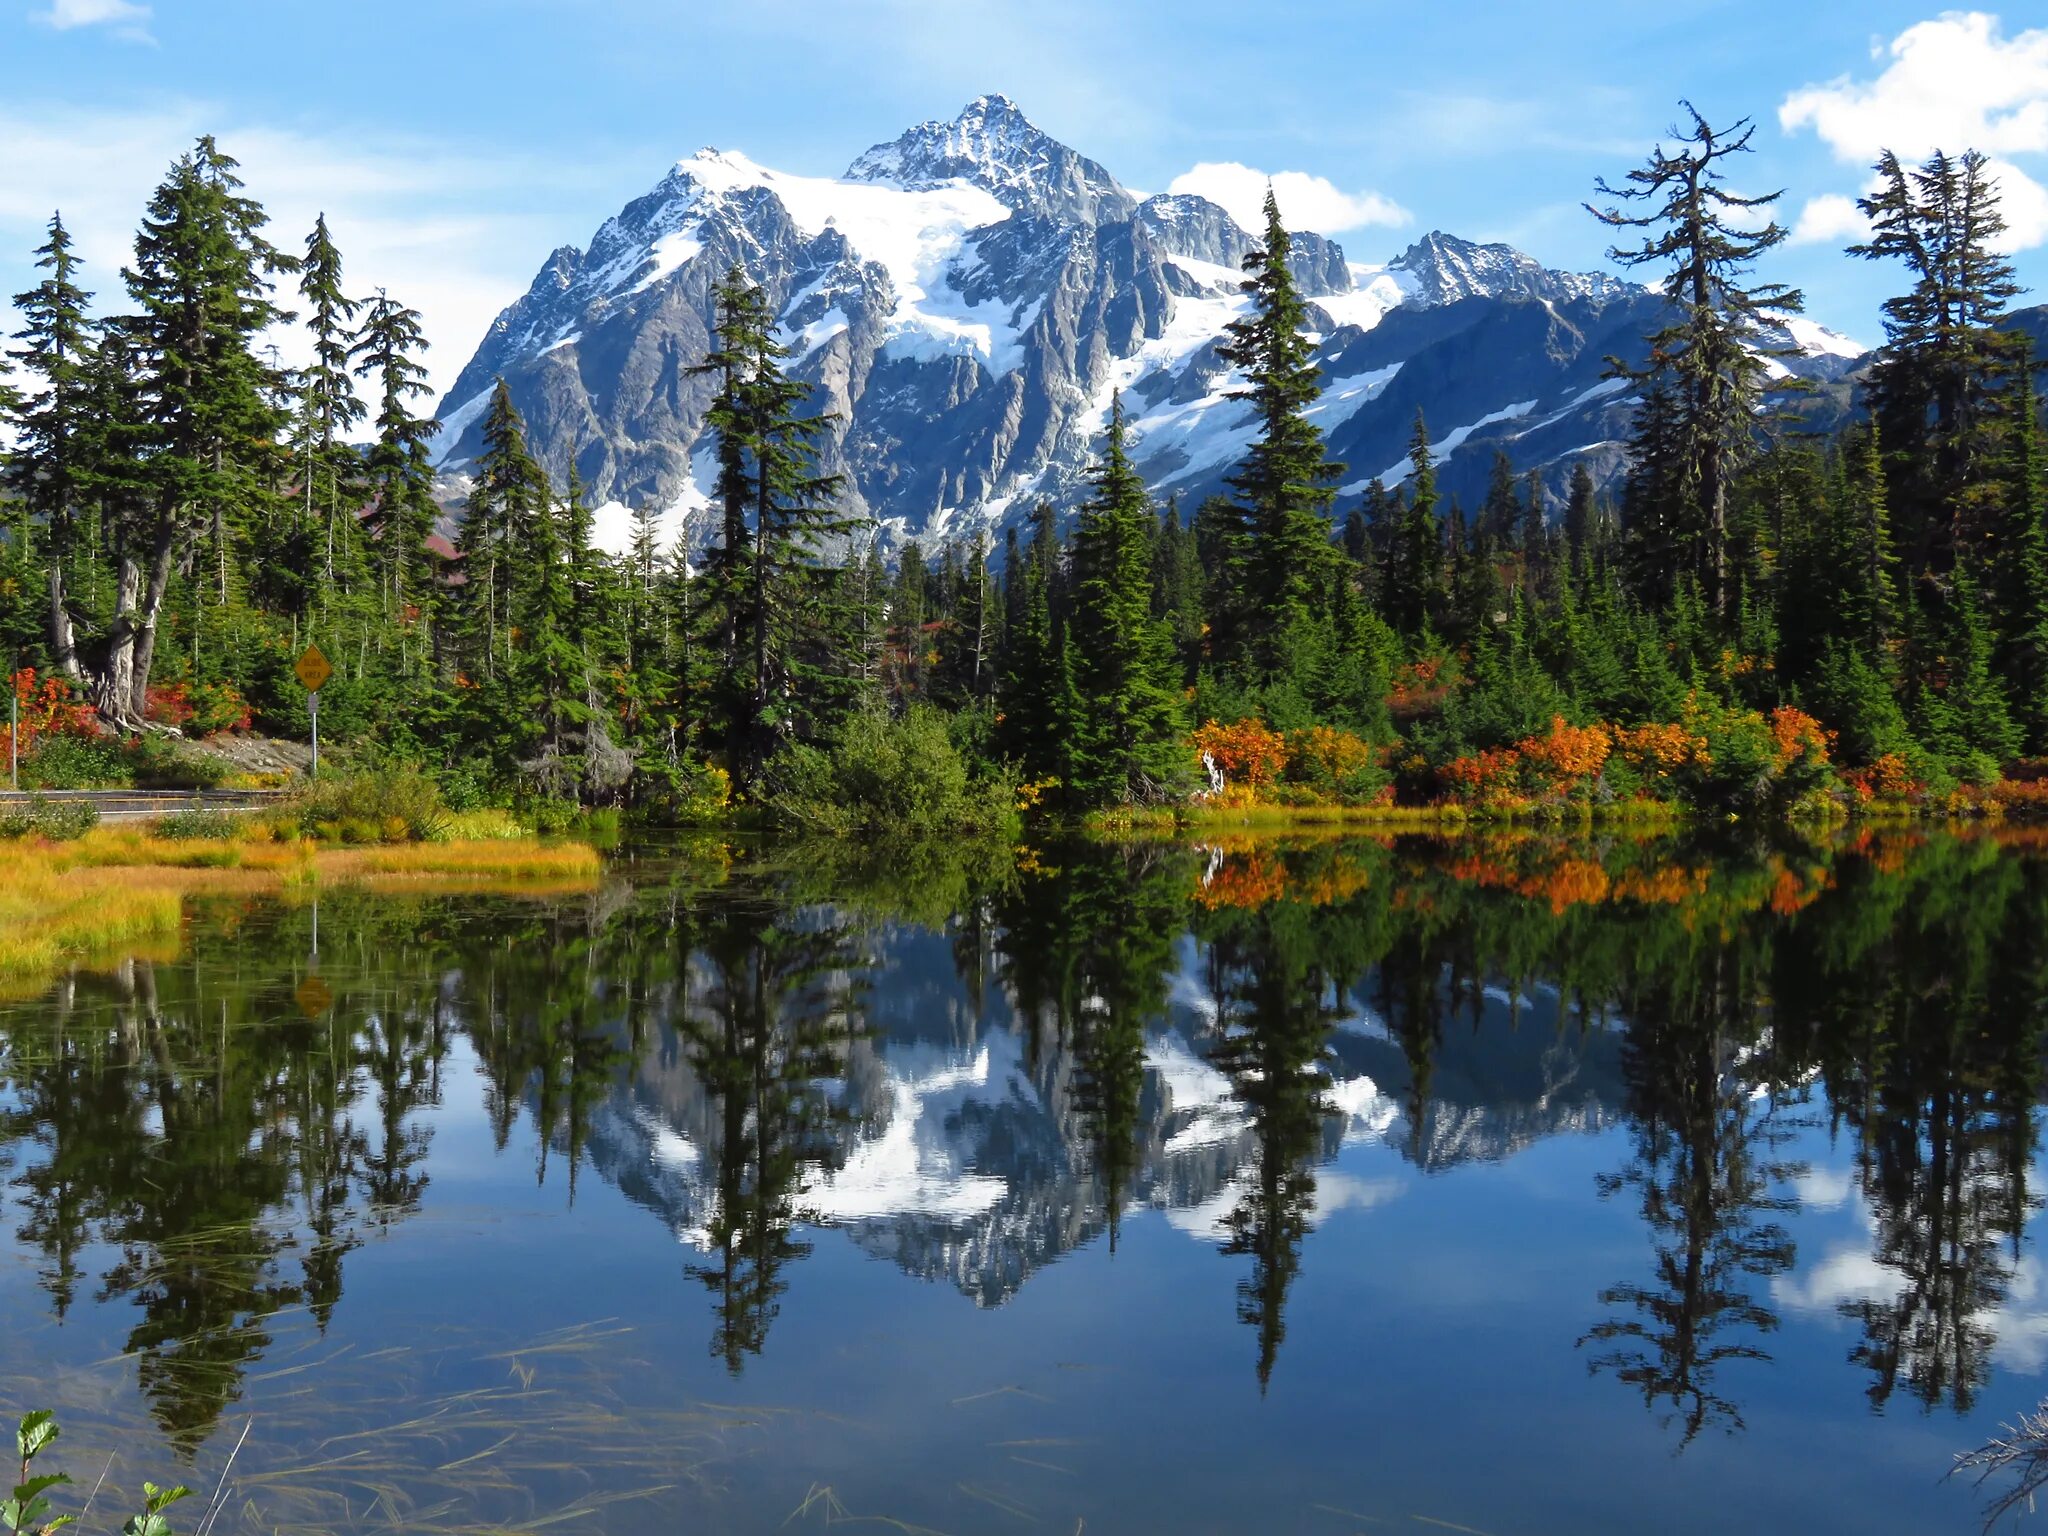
1852,150 -> 2024,576
1564,461 -> 1601,557
350,290 -> 440,663
108,136 -> 293,723
1589,104 -> 1803,615
1993,364 -> 2048,751
1067,397 -> 1188,804
296,214 -> 365,585
1215,190 -> 1344,680
458,379 -> 545,682
1390,412 -> 1443,634
7,212 -> 96,682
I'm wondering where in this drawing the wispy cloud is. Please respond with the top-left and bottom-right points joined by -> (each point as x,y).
30,0 -> 153,43
1166,161 -> 1409,237
1780,11 -> 2048,251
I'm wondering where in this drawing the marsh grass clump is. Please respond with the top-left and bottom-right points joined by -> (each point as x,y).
154,808 -> 238,841
0,796 -> 100,842
285,768 -> 449,843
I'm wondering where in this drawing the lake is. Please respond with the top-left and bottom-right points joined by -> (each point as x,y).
2,827 -> 2044,1533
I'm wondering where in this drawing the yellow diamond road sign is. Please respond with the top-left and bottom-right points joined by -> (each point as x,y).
295,644 -> 333,693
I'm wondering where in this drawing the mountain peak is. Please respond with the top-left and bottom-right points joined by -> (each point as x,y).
1388,230 -> 1634,309
846,96 -> 1133,224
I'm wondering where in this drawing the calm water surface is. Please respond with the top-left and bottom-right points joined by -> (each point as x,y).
3,830 -> 2046,1533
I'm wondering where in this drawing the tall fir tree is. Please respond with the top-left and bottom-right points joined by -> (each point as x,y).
108,136 -> 294,724
7,212 -> 96,683
1214,190 -> 1344,680
1067,396 -> 1189,804
295,214 -> 365,588
1852,149 -> 2024,577
1590,104 -> 1803,615
349,289 -> 441,664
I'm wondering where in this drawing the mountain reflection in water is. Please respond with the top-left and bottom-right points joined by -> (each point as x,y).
0,828 -> 2043,1534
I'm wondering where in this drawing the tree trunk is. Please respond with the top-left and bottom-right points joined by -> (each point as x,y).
46,558 -> 80,683
125,514 -> 179,726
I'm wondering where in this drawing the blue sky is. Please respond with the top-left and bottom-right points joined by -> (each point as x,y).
3,0 -> 2045,397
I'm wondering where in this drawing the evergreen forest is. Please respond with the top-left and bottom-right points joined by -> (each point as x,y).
4,112 -> 2047,834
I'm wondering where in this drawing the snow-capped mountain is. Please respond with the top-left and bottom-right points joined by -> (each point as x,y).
434,94 -> 1862,555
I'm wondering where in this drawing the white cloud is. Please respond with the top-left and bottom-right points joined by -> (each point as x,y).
1788,192 -> 1870,246
1780,11 -> 2048,251
31,0 -> 152,41
0,102 -> 584,402
1166,161 -> 1410,238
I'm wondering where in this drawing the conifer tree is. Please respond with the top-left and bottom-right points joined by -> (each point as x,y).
1214,190 -> 1344,679
1481,450 -> 1519,547
1150,496 -> 1205,683
1067,397 -> 1188,804
1993,364 -> 2048,751
686,267 -> 849,783
1590,104 -> 1803,615
1852,149 -> 2024,575
1390,412 -> 1443,634
296,214 -> 365,585
7,212 -> 96,682
350,290 -> 440,661
110,136 -> 293,723
458,380 -> 544,682
1564,461 -> 1601,557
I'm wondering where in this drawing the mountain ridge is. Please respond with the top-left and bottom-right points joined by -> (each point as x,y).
431,97 -> 1879,555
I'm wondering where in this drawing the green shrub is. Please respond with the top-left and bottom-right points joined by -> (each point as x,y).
286,766 -> 449,842
19,730 -> 228,791
18,731 -> 129,789
0,795 -> 101,841
768,707 -> 1017,838
434,761 -> 498,812
156,807 -> 239,840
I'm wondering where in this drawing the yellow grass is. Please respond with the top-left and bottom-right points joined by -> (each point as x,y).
0,829 -> 601,1000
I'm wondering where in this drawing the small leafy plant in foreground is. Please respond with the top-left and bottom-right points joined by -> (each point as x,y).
4,1410 -> 192,1536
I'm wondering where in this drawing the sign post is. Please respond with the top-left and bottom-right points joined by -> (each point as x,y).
295,644 -> 333,780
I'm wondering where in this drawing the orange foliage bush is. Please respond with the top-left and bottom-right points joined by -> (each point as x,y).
1191,718 -> 1289,791
1768,707 -> 1832,772
1441,746 -> 1527,811
1,669 -> 99,763
1844,752 -> 1921,803
1517,717 -> 1612,785
1611,721 -> 1711,789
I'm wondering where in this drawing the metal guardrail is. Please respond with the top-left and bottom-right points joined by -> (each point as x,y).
0,788 -> 285,821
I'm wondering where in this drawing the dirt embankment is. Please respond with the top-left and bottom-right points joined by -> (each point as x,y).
184,732 -> 314,778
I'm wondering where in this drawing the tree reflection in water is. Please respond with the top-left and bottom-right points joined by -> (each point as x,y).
0,828 -> 2044,1464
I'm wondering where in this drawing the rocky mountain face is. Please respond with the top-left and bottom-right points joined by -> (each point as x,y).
434,94 -> 1867,554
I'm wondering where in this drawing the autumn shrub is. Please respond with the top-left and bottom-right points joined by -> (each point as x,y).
0,669 -> 98,763
1191,718 -> 1289,795
1516,717 -> 1612,799
1440,746 -> 1529,813
149,678 -> 255,736
1282,725 -> 1390,804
